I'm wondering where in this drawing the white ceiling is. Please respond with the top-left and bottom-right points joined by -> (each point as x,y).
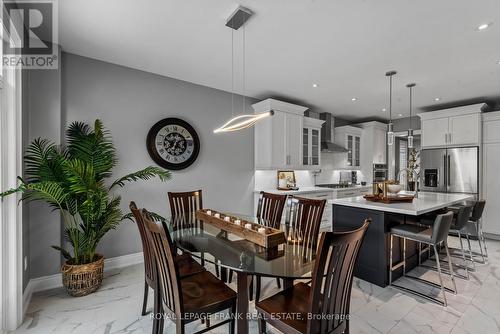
59,0 -> 500,120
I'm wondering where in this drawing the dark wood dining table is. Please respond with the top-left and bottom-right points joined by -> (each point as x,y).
164,213 -> 317,334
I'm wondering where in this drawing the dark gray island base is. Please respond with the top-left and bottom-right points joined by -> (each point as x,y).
331,192 -> 474,287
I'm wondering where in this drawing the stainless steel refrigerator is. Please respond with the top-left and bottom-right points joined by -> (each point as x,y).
420,147 -> 479,196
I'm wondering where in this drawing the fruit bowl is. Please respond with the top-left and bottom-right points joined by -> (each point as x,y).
387,184 -> 403,194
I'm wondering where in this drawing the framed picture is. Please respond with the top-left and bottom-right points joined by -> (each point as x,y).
277,170 -> 296,190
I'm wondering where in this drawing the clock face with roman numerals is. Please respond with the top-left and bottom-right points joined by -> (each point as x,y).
146,118 -> 200,170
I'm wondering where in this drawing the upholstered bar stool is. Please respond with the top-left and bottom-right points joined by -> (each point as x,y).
468,200 -> 488,262
389,211 -> 456,306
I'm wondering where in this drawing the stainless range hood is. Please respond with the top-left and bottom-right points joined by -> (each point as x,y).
319,112 -> 348,153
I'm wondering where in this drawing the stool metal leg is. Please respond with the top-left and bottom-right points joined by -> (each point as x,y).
434,245 -> 448,307
479,219 -> 489,258
403,237 -> 407,276
389,234 -> 394,285
444,242 -> 457,294
457,231 -> 470,279
472,224 -> 486,263
465,232 -> 476,269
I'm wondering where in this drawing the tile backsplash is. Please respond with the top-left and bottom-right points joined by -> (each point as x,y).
254,169 -> 364,190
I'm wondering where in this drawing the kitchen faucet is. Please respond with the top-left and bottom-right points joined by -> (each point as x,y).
397,168 -> 419,198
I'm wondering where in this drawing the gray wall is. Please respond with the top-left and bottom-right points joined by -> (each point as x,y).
61,53 -> 255,261
23,47 -> 63,283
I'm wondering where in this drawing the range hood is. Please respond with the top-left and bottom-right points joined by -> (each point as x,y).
319,112 -> 348,153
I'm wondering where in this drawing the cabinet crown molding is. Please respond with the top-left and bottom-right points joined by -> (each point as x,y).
304,116 -> 325,128
252,98 -> 308,115
418,103 -> 486,120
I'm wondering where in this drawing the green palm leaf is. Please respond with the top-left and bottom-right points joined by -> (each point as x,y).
110,166 -> 171,189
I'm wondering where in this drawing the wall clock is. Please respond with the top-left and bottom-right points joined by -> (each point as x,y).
146,118 -> 200,170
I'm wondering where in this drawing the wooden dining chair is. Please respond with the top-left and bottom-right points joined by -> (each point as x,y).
227,191 -> 288,298
285,196 -> 326,251
129,202 -> 205,316
256,220 -> 370,334
167,190 -> 206,266
142,209 -> 237,334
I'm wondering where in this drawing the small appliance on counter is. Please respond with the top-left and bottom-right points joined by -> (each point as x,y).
373,164 -> 388,182
277,170 -> 299,190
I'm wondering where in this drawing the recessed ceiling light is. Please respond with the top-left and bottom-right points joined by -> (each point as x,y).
477,23 -> 492,31
312,83 -> 318,88
497,60 -> 500,65
434,97 -> 441,101
398,113 -> 403,117
351,97 -> 357,101
382,108 -> 387,112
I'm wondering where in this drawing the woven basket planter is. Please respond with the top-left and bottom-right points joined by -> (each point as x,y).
61,254 -> 104,297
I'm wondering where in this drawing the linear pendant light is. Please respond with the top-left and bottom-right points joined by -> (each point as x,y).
385,71 -> 397,146
406,83 -> 416,148
214,6 -> 272,134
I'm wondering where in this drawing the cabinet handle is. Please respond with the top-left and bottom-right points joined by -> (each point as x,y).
445,133 -> 447,143
449,133 -> 452,143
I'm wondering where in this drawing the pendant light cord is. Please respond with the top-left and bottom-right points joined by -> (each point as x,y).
409,85 -> 412,128
242,21 -> 246,114
231,28 -> 234,118
389,75 -> 393,122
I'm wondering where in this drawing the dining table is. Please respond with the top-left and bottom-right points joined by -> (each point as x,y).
164,212 -> 317,334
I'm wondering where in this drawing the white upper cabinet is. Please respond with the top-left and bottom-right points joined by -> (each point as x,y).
449,113 -> 480,146
302,117 -> 324,168
422,118 -> 449,147
253,99 -> 307,169
334,125 -> 363,169
419,104 -> 483,148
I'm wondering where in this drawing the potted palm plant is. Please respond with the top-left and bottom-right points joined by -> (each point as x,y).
0,120 -> 170,296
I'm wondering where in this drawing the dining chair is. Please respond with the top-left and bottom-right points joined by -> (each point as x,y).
129,202 -> 205,316
227,191 -> 288,299
285,196 -> 326,251
167,190 -> 206,267
256,220 -> 370,334
142,209 -> 237,334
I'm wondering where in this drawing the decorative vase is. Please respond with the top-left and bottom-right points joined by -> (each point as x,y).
408,181 -> 416,191
61,254 -> 104,297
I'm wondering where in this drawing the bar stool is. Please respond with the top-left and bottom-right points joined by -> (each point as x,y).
468,200 -> 487,262
389,211 -> 456,306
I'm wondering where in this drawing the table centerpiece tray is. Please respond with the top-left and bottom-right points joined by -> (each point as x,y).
363,194 -> 415,204
195,209 -> 286,248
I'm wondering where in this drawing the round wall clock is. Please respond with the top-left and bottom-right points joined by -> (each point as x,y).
146,118 -> 200,170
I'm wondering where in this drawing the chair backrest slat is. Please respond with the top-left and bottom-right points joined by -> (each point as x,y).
142,209 -> 183,317
129,202 -> 155,285
307,220 -> 370,334
256,191 -> 287,229
285,196 -> 326,251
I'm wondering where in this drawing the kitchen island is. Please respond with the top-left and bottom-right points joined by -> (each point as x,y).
329,192 -> 474,287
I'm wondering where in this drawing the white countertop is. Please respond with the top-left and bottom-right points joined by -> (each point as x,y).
328,192 -> 474,216
254,185 -> 371,195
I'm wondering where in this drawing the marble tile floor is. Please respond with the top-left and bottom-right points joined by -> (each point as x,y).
10,236 -> 500,334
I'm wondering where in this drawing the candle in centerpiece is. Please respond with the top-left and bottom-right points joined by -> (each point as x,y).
244,223 -> 253,230
234,219 -> 241,225
224,216 -> 231,222
257,227 -> 266,234
206,210 -> 212,215
214,213 -> 220,218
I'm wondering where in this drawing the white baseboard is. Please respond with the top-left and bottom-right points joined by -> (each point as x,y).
485,232 -> 500,241
23,252 -> 144,313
